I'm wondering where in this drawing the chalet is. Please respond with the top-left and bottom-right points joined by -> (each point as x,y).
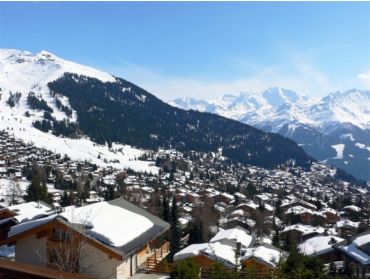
298,235 -> 344,263
336,219 -> 360,238
241,244 -> 288,276
210,226 -> 253,248
0,197 -> 170,279
281,224 -> 325,243
284,206 -> 326,226
219,192 -> 234,204
320,208 -> 340,224
236,200 -> 258,215
8,201 -> 53,223
334,230 -> 370,278
174,241 -> 238,269
281,199 -> 317,212
174,227 -> 253,270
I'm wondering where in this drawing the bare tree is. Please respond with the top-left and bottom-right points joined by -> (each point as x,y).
8,176 -> 22,205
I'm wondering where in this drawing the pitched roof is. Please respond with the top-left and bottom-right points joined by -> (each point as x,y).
298,235 -> 344,256
241,244 -> 287,268
334,230 -> 370,265
2,197 -> 170,259
210,226 -> 252,248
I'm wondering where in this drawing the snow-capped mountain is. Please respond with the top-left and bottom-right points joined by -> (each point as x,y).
0,49 -> 158,173
171,88 -> 370,181
0,49 -> 318,174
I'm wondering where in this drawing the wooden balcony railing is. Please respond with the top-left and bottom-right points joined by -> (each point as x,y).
137,241 -> 171,273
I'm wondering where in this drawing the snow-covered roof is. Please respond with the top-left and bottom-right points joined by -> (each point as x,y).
8,214 -> 57,237
285,205 -> 326,218
242,245 -> 286,268
210,227 -> 252,248
337,243 -> 370,265
343,205 -> 361,212
282,223 -> 324,236
174,243 -> 209,261
7,197 -> 170,256
8,201 -> 52,222
237,200 -> 258,210
334,231 -> 370,265
298,235 -> 344,256
353,233 -> 370,247
203,242 -> 239,268
336,219 -> 360,228
60,201 -> 153,247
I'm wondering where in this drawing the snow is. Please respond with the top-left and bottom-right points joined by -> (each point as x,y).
331,144 -> 345,159
242,245 -> 283,267
343,205 -> 361,212
60,201 -> 153,247
355,143 -> 370,152
298,235 -> 343,256
8,201 -> 53,222
336,219 -> 360,228
210,227 -> 252,248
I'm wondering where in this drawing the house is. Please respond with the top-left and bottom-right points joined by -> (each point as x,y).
174,227 -> 253,270
0,197 -> 170,279
284,206 -> 326,226
334,230 -> 370,278
8,201 -> 53,223
298,235 -> 344,263
336,219 -> 360,238
281,224 -> 325,243
236,201 -> 259,215
320,208 -> 340,224
281,199 -> 317,212
240,244 -> 288,276
174,242 -> 238,269
210,226 -> 253,248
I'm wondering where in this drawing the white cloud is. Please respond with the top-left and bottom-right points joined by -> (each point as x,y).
358,72 -> 370,82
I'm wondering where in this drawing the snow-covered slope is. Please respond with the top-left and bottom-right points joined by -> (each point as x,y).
171,88 -> 370,181
0,49 -> 158,173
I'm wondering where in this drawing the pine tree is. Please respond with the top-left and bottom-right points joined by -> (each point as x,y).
24,176 -> 49,203
162,195 -> 171,222
60,190 -> 72,207
169,195 -> 181,261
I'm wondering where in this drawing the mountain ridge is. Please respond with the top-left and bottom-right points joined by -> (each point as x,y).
170,87 -> 370,181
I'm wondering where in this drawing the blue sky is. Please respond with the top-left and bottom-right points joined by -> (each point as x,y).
0,1 -> 369,100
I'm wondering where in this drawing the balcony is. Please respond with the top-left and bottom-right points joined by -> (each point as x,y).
137,241 -> 171,273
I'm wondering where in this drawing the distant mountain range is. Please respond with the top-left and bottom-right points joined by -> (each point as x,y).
170,88 -> 370,181
0,49 -> 319,174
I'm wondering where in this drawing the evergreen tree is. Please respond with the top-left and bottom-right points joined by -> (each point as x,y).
170,258 -> 200,279
169,195 -> 181,261
24,176 -> 49,203
162,196 -> 171,222
60,190 -> 72,207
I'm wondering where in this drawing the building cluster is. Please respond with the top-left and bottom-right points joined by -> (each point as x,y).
0,130 -> 369,278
